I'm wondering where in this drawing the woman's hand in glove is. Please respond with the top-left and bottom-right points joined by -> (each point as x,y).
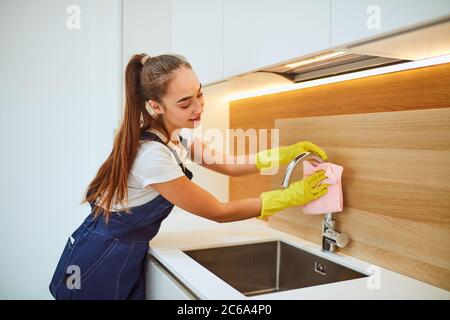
259,169 -> 329,219
255,141 -> 328,170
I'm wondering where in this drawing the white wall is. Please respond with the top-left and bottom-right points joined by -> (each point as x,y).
0,0 -> 122,299
122,0 -> 172,67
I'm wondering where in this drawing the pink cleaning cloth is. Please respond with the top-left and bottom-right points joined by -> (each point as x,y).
301,158 -> 344,214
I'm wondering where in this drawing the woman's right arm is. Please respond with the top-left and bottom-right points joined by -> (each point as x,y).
148,176 -> 262,223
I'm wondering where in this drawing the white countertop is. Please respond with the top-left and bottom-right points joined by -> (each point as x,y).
149,208 -> 450,300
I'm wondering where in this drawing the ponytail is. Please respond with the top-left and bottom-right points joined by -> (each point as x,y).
81,53 -> 191,221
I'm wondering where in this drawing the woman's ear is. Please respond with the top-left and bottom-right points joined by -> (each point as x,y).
148,100 -> 164,115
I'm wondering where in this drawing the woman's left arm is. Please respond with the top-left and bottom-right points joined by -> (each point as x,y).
187,137 -> 258,177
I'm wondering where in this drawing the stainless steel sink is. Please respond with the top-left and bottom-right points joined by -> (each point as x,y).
184,240 -> 368,297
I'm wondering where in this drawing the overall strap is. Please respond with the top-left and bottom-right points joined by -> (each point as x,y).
140,131 -> 189,174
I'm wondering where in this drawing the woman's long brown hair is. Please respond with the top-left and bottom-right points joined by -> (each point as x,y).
81,53 -> 191,221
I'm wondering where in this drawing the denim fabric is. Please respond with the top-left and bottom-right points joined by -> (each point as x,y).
49,131 -> 193,299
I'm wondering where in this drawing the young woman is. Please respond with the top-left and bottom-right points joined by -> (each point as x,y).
49,53 -> 329,300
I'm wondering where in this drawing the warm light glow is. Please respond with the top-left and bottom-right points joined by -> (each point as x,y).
228,54 -> 450,101
284,51 -> 347,69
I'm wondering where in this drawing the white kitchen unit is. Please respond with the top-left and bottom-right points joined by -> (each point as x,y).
127,1 -> 450,85
331,0 -> 450,47
146,256 -> 196,300
171,0 -> 224,85
223,0 -> 331,78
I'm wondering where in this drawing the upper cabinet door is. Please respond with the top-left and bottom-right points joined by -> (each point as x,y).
331,0 -> 450,47
172,0 -> 223,85
223,0 -> 331,79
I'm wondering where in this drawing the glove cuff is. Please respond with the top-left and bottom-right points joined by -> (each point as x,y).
258,188 -> 291,219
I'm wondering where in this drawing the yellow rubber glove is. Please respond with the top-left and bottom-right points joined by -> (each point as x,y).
258,170 -> 329,219
256,141 -> 328,170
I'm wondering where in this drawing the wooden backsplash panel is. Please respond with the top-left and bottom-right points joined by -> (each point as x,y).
230,63 -> 450,203
229,63 -> 450,290
270,109 -> 450,290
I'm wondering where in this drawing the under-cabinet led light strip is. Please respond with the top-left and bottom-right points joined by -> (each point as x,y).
227,53 -> 450,101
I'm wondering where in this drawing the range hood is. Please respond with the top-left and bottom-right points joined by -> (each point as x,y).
262,51 -> 407,83
262,17 -> 450,83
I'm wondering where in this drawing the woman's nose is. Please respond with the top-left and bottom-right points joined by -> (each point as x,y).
193,100 -> 204,114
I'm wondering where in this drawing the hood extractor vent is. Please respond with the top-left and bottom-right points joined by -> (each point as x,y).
261,51 -> 409,83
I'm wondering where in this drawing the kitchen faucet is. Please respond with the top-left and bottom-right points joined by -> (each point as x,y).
282,152 -> 349,253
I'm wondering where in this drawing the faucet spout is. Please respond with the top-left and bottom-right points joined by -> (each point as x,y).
282,152 -> 323,188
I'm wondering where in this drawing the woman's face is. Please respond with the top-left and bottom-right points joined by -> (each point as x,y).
151,66 -> 204,131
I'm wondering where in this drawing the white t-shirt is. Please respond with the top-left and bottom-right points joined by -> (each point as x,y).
100,129 -> 192,211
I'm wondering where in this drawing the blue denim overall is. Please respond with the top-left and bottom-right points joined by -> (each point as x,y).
49,131 -> 192,300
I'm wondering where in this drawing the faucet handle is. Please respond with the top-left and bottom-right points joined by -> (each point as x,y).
323,228 -> 350,248
335,233 -> 350,248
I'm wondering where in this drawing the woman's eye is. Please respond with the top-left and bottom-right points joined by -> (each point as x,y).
180,93 -> 203,108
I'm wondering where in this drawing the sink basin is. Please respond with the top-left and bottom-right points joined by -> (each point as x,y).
184,240 -> 368,297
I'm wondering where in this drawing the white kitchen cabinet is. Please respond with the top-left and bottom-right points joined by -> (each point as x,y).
146,256 -> 196,300
331,0 -> 450,47
223,0 -> 331,78
171,0 -> 223,85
